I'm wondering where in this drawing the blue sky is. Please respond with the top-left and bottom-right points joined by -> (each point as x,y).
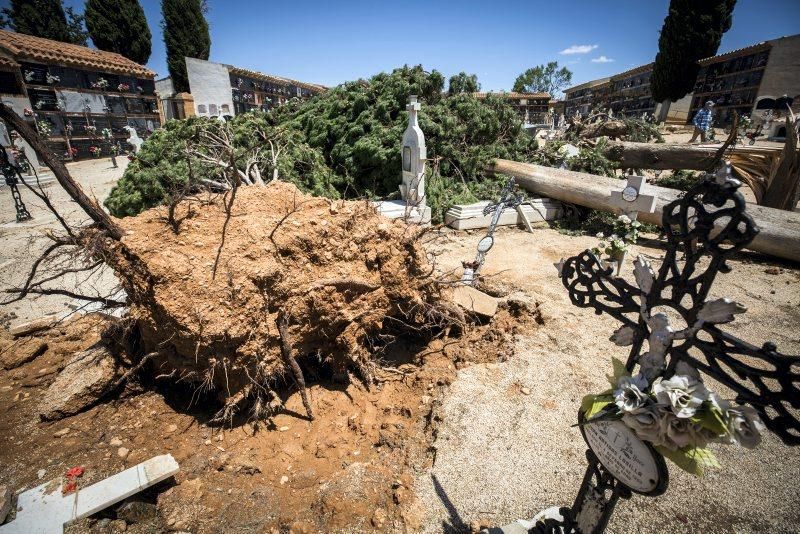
49,0 -> 800,93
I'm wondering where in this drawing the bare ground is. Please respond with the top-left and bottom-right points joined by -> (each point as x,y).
0,157 -> 798,533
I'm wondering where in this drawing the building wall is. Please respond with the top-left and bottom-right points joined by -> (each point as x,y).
185,57 -> 234,118
0,94 -> 37,164
759,34 -> 800,102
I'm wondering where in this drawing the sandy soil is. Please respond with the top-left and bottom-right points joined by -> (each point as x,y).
0,156 -> 798,533
416,225 -> 800,533
0,157 -> 126,326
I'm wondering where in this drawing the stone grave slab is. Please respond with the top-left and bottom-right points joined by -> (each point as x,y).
374,199 -> 431,225
0,454 -> 179,533
445,198 -> 562,230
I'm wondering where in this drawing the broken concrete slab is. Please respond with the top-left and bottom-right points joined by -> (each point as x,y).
0,484 -> 11,525
449,286 -> 499,318
0,340 -> 47,370
9,315 -> 59,338
0,454 -> 179,534
38,343 -> 120,421
444,199 -> 562,230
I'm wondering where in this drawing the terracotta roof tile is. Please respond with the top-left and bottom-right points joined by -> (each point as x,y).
0,30 -> 154,78
0,51 -> 19,70
228,65 -> 326,93
699,41 -> 770,65
473,91 -> 551,99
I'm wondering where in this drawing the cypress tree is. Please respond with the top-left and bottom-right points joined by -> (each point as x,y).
651,0 -> 737,103
161,0 -> 210,93
1,0 -> 86,45
85,0 -> 152,64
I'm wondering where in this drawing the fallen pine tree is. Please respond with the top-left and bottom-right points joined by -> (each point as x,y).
0,104 -> 465,424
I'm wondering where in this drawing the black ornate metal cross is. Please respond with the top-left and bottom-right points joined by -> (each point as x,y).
538,165 -> 800,533
1,147 -> 32,222
462,177 -> 534,284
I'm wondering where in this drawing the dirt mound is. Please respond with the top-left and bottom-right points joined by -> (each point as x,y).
107,182 -> 458,421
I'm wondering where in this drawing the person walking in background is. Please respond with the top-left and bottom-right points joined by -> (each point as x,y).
689,101 -> 715,143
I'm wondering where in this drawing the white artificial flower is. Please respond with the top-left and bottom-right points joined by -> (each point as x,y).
596,232 -> 605,239
653,375 -> 709,418
725,405 -> 765,449
614,373 -> 649,412
631,221 -> 641,228
618,214 -> 632,225
622,404 -> 669,448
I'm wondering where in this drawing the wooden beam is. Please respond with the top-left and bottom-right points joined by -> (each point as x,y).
488,159 -> 800,263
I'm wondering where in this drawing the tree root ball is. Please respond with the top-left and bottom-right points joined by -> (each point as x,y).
101,182 -> 459,422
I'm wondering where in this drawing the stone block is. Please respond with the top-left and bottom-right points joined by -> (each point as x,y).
374,200 -> 431,225
38,343 -> 119,421
450,286 -> 498,318
9,315 -> 59,338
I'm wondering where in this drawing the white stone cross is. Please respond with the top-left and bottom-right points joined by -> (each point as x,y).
609,175 -> 657,222
400,95 -> 427,210
0,454 -> 179,533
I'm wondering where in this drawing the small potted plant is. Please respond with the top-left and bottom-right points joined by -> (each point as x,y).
88,146 -> 102,158
593,214 -> 641,275
36,120 -> 52,137
85,124 -> 97,135
117,83 -> 130,92
91,78 -> 109,90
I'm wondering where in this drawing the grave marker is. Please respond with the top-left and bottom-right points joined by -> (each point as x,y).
374,95 -> 431,223
461,177 -> 533,285
606,174 -> 656,274
527,164 -> 800,534
0,454 -> 179,533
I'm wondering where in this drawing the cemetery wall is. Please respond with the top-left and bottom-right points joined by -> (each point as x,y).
758,34 -> 800,102
0,30 -> 160,163
185,58 -> 235,119
563,34 -> 800,125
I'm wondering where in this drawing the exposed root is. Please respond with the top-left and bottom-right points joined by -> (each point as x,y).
277,312 -> 314,420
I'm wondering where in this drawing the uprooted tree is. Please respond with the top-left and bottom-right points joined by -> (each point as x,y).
1,103 -> 466,424
105,65 -> 540,223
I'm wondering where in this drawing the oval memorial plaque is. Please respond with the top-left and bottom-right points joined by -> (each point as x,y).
477,235 -> 494,253
581,417 -> 667,496
622,185 -> 639,202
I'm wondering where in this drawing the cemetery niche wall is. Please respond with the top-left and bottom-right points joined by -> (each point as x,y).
0,30 -> 160,163
535,163 -> 800,534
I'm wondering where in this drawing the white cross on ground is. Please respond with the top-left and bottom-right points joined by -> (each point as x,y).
0,455 -> 179,533
609,175 -> 657,222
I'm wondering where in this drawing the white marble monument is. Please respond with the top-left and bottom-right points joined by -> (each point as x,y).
374,95 -> 432,224
123,125 -> 144,154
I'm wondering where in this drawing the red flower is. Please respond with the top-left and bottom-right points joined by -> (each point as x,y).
65,466 -> 84,478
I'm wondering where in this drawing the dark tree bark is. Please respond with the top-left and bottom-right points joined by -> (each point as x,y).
0,104 -> 124,240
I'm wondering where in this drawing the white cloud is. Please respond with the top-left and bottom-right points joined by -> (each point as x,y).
560,44 -> 598,55
591,55 -> 614,63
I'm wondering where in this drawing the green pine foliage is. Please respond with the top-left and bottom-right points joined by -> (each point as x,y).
86,0 -> 152,64
1,0 -> 87,45
106,66 -> 539,222
651,0 -> 737,102
161,0 -> 210,93
512,62 -> 572,96
447,72 -> 479,95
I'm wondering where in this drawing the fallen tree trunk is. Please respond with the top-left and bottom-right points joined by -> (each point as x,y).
488,159 -> 800,263
602,141 -> 725,170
